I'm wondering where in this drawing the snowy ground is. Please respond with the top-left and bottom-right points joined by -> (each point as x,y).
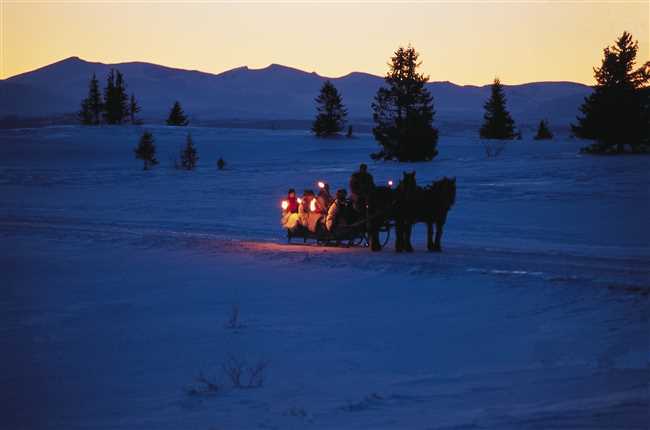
1,126 -> 648,430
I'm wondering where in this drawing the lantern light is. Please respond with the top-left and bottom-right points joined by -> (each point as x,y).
318,181 -> 326,189
388,180 -> 394,187
281,200 -> 289,210
310,199 -> 317,212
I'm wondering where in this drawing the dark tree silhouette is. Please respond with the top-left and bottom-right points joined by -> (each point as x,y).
573,31 -> 650,153
217,157 -> 225,170
346,125 -> 353,138
167,101 -> 189,126
372,45 -> 439,161
79,73 -> 102,125
103,69 -> 129,124
129,93 -> 141,125
180,133 -> 199,170
134,131 -> 158,170
312,81 -> 347,136
480,78 -> 516,140
534,119 -> 553,140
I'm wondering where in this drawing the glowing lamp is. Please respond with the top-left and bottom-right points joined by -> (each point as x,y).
388,180 -> 394,187
318,181 -> 326,189
310,199 -> 317,212
281,200 -> 289,210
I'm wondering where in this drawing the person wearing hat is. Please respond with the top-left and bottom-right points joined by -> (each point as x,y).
326,188 -> 350,233
299,189 -> 324,233
349,163 -> 374,213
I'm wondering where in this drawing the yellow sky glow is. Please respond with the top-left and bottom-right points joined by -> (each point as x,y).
2,1 -> 648,84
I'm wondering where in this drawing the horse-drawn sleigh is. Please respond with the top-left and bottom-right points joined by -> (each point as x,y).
280,173 -> 456,252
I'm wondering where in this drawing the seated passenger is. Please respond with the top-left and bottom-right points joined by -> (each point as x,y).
326,189 -> 350,233
281,188 -> 301,231
299,190 -> 324,233
317,182 -> 333,214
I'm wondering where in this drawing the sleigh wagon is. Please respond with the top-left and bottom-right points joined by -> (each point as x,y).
285,220 -> 391,248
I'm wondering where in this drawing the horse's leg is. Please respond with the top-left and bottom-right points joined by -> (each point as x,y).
426,221 -> 435,251
404,222 -> 414,252
395,220 -> 404,252
370,228 -> 382,251
433,221 -> 443,252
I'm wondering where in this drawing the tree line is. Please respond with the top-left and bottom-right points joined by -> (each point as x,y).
83,31 -> 649,161
79,70 -> 191,126
312,31 -> 648,158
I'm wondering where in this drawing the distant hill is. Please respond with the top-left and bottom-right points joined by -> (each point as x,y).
0,56 -> 591,129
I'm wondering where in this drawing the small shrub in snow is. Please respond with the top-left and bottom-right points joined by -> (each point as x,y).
180,133 -> 199,170
484,141 -> 506,158
224,304 -> 242,329
186,371 -> 221,396
222,355 -> 270,389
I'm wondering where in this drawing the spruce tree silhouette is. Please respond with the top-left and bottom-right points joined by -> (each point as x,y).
534,120 -> 553,140
79,73 -> 102,125
167,101 -> 189,126
572,31 -> 650,153
372,45 -> 439,161
129,93 -> 141,125
180,133 -> 199,170
480,78 -> 516,140
103,69 -> 129,124
134,131 -> 158,170
312,81 -> 347,136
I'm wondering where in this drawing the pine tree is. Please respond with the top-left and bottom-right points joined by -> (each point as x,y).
103,69 -> 129,124
115,71 -> 129,123
534,119 -> 553,140
371,45 -> 439,161
480,78 -> 516,140
312,81 -> 347,136
572,32 -> 650,153
166,101 -> 189,126
180,133 -> 199,170
79,73 -> 102,125
129,93 -> 141,124
134,131 -> 158,170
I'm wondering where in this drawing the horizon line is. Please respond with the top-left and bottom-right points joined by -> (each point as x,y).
3,55 -> 594,88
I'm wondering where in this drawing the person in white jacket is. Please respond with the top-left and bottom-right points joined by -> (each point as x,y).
326,189 -> 349,232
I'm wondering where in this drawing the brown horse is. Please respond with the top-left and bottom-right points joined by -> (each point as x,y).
418,177 -> 456,252
393,173 -> 457,252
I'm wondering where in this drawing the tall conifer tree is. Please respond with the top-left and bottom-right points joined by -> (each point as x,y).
371,45 -> 439,161
480,78 -> 516,140
312,81 -> 347,136
572,32 -> 650,152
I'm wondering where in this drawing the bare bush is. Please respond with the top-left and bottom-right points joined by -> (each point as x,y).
222,354 -> 270,389
224,304 -> 243,329
485,141 -> 506,158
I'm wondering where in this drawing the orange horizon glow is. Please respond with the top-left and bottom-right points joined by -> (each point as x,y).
2,2 -> 648,85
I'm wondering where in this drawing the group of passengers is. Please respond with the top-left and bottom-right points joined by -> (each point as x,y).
281,164 -> 375,237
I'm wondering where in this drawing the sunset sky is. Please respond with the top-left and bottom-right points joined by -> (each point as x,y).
2,1 -> 648,85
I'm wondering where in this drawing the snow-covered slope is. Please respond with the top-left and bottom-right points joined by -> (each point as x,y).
1,126 -> 647,429
0,57 -> 591,126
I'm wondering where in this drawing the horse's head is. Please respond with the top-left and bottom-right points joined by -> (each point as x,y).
430,176 -> 456,209
441,177 -> 456,208
399,171 -> 417,193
